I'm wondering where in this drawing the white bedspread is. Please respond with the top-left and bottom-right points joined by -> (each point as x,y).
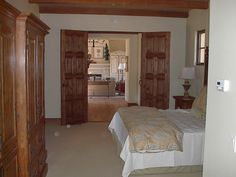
108,109 -> 205,177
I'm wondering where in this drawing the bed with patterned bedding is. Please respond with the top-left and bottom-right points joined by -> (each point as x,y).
109,107 -> 205,177
117,106 -> 183,153
108,88 -> 207,177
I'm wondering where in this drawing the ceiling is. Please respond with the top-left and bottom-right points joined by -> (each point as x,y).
29,0 -> 209,18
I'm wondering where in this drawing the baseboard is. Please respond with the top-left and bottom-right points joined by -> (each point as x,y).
45,118 -> 61,124
128,102 -> 138,107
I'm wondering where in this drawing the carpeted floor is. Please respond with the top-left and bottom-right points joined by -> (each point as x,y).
45,122 -> 202,177
88,97 -> 128,122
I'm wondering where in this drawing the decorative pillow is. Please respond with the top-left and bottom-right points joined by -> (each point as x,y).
191,86 -> 207,119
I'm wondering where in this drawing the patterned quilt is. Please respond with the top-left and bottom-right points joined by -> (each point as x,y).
118,106 -> 183,153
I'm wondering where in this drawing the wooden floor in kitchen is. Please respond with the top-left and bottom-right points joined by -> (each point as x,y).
88,96 -> 128,122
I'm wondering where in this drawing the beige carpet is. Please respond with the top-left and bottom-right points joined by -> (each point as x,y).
46,122 -> 202,177
88,97 -> 128,122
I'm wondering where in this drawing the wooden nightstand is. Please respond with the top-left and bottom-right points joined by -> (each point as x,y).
173,96 -> 195,109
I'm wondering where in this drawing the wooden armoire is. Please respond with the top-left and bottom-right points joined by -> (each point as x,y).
0,1 -> 49,177
16,13 -> 50,177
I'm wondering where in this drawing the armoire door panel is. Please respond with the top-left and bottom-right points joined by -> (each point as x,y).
36,38 -> 45,122
38,149 -> 47,174
27,30 -> 38,128
1,33 -> 16,147
28,135 -> 39,160
0,2 -> 19,176
2,153 -> 18,177
16,13 -> 49,177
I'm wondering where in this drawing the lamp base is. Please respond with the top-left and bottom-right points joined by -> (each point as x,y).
182,83 -> 191,98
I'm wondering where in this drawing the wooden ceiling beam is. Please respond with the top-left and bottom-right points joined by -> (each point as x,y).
39,6 -> 189,18
30,0 -> 209,9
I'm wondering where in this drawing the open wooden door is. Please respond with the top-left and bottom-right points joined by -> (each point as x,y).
61,30 -> 88,125
140,32 -> 170,109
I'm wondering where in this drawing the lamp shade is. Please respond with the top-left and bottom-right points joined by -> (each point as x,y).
118,63 -> 126,70
179,67 -> 196,80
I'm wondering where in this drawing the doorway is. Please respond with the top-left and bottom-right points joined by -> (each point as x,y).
60,31 -> 170,124
87,33 -> 135,122
60,30 -> 140,124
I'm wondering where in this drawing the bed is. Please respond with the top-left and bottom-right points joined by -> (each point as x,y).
108,49 -> 208,176
108,87 -> 206,177
108,106 -> 205,177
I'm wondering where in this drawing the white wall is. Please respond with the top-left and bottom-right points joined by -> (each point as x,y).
40,14 -> 186,118
203,0 -> 236,177
6,0 -> 39,16
186,9 -> 209,96
109,40 -> 126,52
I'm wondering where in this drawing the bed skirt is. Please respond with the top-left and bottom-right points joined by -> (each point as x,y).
110,130 -> 202,175
131,165 -> 202,175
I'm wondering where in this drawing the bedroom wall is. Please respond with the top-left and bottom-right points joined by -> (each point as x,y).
203,0 -> 236,176
40,14 -> 187,118
186,9 -> 209,96
6,0 -> 39,16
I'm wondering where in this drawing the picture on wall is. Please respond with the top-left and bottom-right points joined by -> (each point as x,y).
94,47 -> 104,58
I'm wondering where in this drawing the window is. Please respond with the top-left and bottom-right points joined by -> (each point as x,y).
196,30 -> 206,65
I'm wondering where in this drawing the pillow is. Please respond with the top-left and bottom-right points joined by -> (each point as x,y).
191,86 -> 207,119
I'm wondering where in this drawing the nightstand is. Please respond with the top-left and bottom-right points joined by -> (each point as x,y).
173,96 -> 195,109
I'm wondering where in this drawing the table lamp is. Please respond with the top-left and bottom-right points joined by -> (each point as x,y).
179,67 -> 196,98
118,63 -> 126,81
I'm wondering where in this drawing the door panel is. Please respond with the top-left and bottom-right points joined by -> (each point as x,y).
26,26 -> 42,177
37,36 -> 45,123
141,32 -> 170,109
0,4 -> 19,176
2,153 -> 18,177
27,30 -> 37,131
61,30 -> 88,125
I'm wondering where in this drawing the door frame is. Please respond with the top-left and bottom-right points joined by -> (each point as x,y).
60,29 -> 148,122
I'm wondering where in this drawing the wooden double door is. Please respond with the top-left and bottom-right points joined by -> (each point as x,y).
60,31 -> 170,125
